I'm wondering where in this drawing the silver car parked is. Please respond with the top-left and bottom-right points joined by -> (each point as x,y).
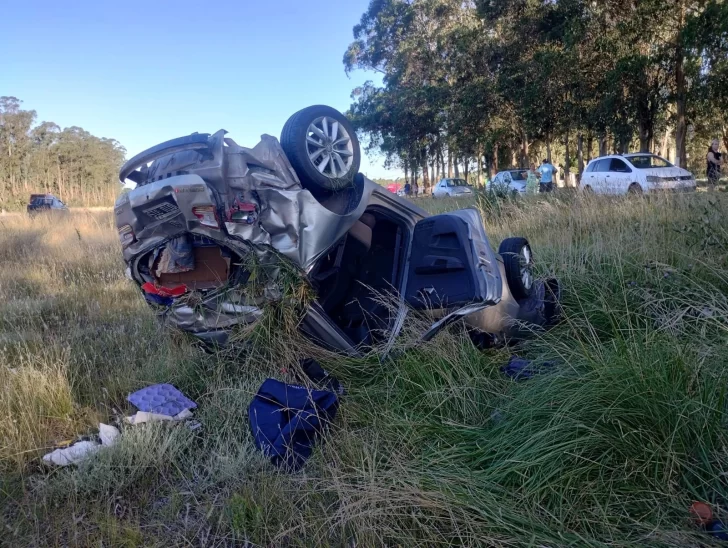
114,105 -> 560,354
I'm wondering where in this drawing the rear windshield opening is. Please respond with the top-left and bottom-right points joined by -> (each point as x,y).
138,235 -> 247,292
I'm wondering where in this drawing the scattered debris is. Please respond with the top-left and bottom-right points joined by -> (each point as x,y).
127,383 -> 197,417
708,521 -> 728,541
42,423 -> 120,467
690,501 -> 714,526
489,408 -> 505,425
125,409 -> 193,425
249,378 -> 339,470
689,501 -> 728,541
501,356 -> 558,381
98,423 -> 121,446
299,358 -> 345,395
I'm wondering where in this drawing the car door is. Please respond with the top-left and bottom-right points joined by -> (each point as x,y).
606,158 -> 633,194
591,159 -> 610,193
404,209 -> 503,341
503,172 -> 513,190
433,181 -> 443,198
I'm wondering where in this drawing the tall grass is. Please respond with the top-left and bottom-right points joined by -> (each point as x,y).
2,195 -> 728,546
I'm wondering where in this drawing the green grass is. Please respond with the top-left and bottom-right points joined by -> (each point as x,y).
2,193 -> 728,546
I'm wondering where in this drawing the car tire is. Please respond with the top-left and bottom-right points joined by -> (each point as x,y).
583,185 -> 594,194
499,237 -> 534,301
280,105 -> 361,194
628,183 -> 643,195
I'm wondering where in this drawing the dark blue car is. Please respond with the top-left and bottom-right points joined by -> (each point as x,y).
27,194 -> 68,215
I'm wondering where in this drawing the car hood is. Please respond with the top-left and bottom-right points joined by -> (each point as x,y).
639,167 -> 693,178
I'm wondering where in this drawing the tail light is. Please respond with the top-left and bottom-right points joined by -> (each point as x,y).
192,205 -> 220,228
118,225 -> 135,247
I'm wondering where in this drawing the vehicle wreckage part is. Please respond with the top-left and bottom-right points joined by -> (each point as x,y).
118,224 -> 135,247
192,205 -> 220,228
280,105 -> 361,194
405,212 -> 502,310
499,237 -> 534,300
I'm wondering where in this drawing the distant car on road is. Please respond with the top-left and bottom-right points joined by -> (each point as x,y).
27,194 -> 68,214
580,154 -> 696,194
432,178 -> 473,199
488,169 -> 530,194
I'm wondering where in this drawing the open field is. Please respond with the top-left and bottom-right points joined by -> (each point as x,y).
2,193 -> 728,546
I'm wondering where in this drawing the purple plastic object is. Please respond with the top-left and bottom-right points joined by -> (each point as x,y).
127,384 -> 197,416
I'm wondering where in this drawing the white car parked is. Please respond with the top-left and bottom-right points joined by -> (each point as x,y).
580,154 -> 696,194
432,178 -> 473,198
489,169 -> 530,194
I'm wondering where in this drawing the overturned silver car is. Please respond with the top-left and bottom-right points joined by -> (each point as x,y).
114,105 -> 560,354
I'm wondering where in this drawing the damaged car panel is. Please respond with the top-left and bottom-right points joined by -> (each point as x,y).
115,104 -> 560,354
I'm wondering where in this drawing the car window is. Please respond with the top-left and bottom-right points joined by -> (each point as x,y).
446,179 -> 468,187
509,171 -> 527,181
627,155 -> 673,169
592,160 -> 608,172
609,159 -> 631,173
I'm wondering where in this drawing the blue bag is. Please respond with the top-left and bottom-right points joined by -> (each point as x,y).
249,378 -> 339,470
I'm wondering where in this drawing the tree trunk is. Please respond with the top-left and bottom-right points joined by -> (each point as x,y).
564,130 -> 571,187
638,119 -> 653,153
675,56 -> 687,167
673,0 -> 687,167
464,157 -> 469,183
421,151 -> 430,191
577,133 -> 584,178
447,150 -> 453,177
521,132 -> 529,168
586,134 -> 593,162
477,143 -> 483,188
493,144 -> 499,173
659,130 -> 668,158
404,160 -> 409,187
430,158 -> 436,186
546,135 -> 552,162
439,148 -> 446,179
453,158 -> 460,178
598,134 -> 608,156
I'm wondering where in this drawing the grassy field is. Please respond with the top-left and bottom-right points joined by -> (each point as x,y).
2,192 -> 728,546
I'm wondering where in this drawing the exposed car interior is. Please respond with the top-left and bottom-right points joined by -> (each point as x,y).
310,208 -> 407,347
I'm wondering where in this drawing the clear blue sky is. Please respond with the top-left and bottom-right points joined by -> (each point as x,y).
1,0 -> 399,179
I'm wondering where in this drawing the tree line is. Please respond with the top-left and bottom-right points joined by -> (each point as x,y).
0,96 -> 126,210
345,0 -> 728,189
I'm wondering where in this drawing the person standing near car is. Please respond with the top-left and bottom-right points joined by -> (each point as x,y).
707,139 -> 723,191
526,164 -> 539,194
538,159 -> 557,193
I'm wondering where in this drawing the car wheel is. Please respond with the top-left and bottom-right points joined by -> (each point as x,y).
628,183 -> 643,195
499,237 -> 534,301
280,105 -> 361,194
583,185 -> 594,194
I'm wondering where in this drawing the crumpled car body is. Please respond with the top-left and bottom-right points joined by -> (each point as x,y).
115,109 -> 560,355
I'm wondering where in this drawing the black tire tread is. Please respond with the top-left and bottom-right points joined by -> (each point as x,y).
499,237 -> 533,300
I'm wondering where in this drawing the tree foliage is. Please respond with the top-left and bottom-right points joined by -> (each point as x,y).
345,0 -> 728,186
0,96 -> 125,210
